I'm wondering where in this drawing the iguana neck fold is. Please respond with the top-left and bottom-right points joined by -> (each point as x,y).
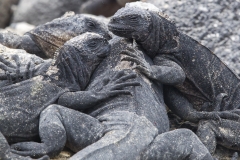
140,11 -> 179,57
47,45 -> 101,92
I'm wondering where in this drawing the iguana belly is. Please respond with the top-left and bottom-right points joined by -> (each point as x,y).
0,76 -> 66,142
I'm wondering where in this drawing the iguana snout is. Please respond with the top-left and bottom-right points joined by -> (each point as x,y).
108,7 -> 151,41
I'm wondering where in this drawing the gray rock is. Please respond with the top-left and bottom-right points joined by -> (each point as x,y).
0,0 -> 18,28
12,0 -> 86,25
80,0 -> 121,17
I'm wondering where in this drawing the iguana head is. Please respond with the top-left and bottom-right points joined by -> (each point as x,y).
49,32 -> 110,91
109,2 -> 179,58
108,6 -> 152,42
27,13 -> 112,58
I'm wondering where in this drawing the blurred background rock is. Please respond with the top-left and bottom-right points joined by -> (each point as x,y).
0,0 -> 19,28
12,0 -> 87,25
3,0 -> 138,26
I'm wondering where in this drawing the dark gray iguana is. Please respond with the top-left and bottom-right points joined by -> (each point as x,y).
10,35 -> 162,159
6,35 -> 214,160
60,37 -> 214,160
108,2 -> 240,155
0,13 -> 112,58
0,33 -> 139,159
0,13 -> 112,86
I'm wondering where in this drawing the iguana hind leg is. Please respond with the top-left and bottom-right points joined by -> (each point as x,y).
141,129 -> 215,160
11,104 -> 104,158
197,119 -> 240,154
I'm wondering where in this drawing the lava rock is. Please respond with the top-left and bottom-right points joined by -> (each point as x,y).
12,0 -> 87,25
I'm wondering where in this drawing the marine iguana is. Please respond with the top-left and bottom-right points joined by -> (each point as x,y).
0,33 -> 139,159
0,13 -> 112,58
0,13 -> 112,85
108,1 -> 240,155
7,35 -> 216,160
8,35 -> 161,159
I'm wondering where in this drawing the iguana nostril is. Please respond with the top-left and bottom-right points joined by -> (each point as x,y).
111,17 -> 119,23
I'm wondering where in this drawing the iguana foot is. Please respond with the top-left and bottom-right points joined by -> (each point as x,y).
0,132 -> 49,160
202,111 -> 240,122
121,49 -> 154,79
11,142 -> 50,158
215,111 -> 240,121
95,70 -> 141,99
230,109 -> 240,115
0,54 -> 35,84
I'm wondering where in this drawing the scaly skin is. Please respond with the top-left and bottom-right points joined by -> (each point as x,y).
0,44 -> 52,87
0,13 -> 112,85
0,13 -> 112,58
0,33 -> 138,159
63,36 -> 214,160
108,1 -> 240,156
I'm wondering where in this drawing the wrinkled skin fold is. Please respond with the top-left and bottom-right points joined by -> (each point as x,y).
109,1 -> 240,156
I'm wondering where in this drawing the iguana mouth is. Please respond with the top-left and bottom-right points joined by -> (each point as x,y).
108,24 -> 134,32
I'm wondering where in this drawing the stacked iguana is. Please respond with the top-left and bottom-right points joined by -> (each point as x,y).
108,1 -> 240,156
0,13 -> 112,87
2,34 -> 215,160
61,36 -> 214,160
0,13 -> 111,58
0,32 -> 139,159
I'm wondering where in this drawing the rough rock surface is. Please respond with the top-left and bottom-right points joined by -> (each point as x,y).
12,0 -> 87,25
80,0 -> 139,17
142,0 -> 240,76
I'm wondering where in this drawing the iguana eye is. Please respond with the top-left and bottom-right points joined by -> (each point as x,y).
128,15 -> 138,21
87,21 -> 96,28
87,41 -> 98,48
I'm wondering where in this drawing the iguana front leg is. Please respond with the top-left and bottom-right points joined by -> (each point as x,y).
0,55 -> 36,85
58,70 -> 140,110
121,48 -> 186,85
164,86 -> 221,123
164,86 -> 240,123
